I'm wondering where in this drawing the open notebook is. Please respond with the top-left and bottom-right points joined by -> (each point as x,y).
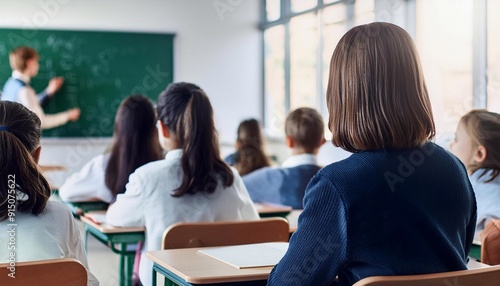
84,213 -> 107,224
198,242 -> 289,269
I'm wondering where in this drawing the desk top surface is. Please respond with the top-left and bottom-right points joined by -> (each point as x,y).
254,203 -> 292,214
147,244 -> 286,284
80,214 -> 145,234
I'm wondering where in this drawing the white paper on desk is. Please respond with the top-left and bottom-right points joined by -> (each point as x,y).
198,242 -> 289,269
85,213 -> 107,224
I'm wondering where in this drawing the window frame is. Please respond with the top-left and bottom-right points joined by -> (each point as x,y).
260,0 -> 353,135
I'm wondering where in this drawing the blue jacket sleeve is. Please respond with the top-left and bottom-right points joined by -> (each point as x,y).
37,90 -> 51,107
267,173 -> 348,286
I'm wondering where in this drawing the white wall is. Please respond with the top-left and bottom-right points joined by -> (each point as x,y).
0,0 -> 262,186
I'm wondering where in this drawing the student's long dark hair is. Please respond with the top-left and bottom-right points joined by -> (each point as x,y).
157,82 -> 234,197
105,95 -> 162,199
0,101 -> 51,222
235,119 -> 270,176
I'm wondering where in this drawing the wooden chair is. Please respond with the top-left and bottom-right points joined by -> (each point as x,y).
0,258 -> 87,286
162,218 -> 289,249
353,265 -> 500,286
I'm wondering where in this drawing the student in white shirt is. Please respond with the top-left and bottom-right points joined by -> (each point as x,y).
59,95 -> 162,203
1,46 -> 80,129
450,109 -> 500,231
0,101 -> 98,286
107,82 -> 260,286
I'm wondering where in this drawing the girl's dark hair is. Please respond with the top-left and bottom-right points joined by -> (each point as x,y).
105,95 -> 162,199
0,101 -> 51,222
157,82 -> 234,197
235,119 -> 270,176
460,109 -> 500,182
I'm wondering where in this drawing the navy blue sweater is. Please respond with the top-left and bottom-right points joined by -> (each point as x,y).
267,143 -> 476,286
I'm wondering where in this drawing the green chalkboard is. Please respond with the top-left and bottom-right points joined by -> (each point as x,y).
0,29 -> 174,137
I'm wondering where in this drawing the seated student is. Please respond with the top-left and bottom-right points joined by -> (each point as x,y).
106,82 -> 259,286
1,46 -> 80,129
243,107 -> 325,209
225,118 -> 271,175
0,101 -> 98,286
267,23 -> 476,286
450,109 -> 500,231
59,95 -> 162,203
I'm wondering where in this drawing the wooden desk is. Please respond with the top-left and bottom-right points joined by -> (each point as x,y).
254,203 -> 292,218
147,244 -> 288,286
40,164 -> 66,172
80,215 -> 145,286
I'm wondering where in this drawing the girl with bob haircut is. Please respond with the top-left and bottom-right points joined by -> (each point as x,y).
268,22 -> 476,286
107,82 -> 259,286
0,101 -> 98,286
59,95 -> 162,203
225,118 -> 271,176
450,109 -> 500,231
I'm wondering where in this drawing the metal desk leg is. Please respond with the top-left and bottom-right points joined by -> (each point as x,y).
152,268 -> 157,286
84,228 -> 88,252
124,251 -> 135,286
117,243 -> 135,286
119,250 -> 125,286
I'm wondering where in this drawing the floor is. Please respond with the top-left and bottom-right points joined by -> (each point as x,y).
78,220 -> 121,285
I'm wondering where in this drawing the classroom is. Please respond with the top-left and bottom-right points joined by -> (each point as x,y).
1,0 -> 500,285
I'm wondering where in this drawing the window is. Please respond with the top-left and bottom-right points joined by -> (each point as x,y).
354,0 -> 375,25
291,0 -> 318,12
262,0 -> 498,138
416,0 -> 474,135
290,13 -> 318,110
262,0 -> 374,136
264,25 -> 286,134
488,0 -> 500,113
266,0 -> 281,22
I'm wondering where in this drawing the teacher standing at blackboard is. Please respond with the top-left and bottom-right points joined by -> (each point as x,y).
1,46 -> 80,129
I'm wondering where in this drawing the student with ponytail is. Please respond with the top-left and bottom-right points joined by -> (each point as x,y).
107,82 -> 259,286
0,101 -> 98,286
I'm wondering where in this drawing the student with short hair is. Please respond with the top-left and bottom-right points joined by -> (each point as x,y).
243,107 -> 325,209
225,118 -> 271,175
268,22 -> 476,286
106,82 -> 259,286
450,109 -> 500,231
59,95 -> 163,203
0,101 -> 98,286
1,46 -> 80,129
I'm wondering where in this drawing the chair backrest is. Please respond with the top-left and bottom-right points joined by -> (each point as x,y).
0,258 -> 87,286
162,218 -> 289,249
481,219 -> 500,265
352,265 -> 500,286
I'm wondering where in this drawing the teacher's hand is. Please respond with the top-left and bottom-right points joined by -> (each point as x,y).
46,77 -> 65,96
67,108 -> 81,121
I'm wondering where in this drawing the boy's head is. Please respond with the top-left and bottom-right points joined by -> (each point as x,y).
285,107 -> 325,154
9,46 -> 39,76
